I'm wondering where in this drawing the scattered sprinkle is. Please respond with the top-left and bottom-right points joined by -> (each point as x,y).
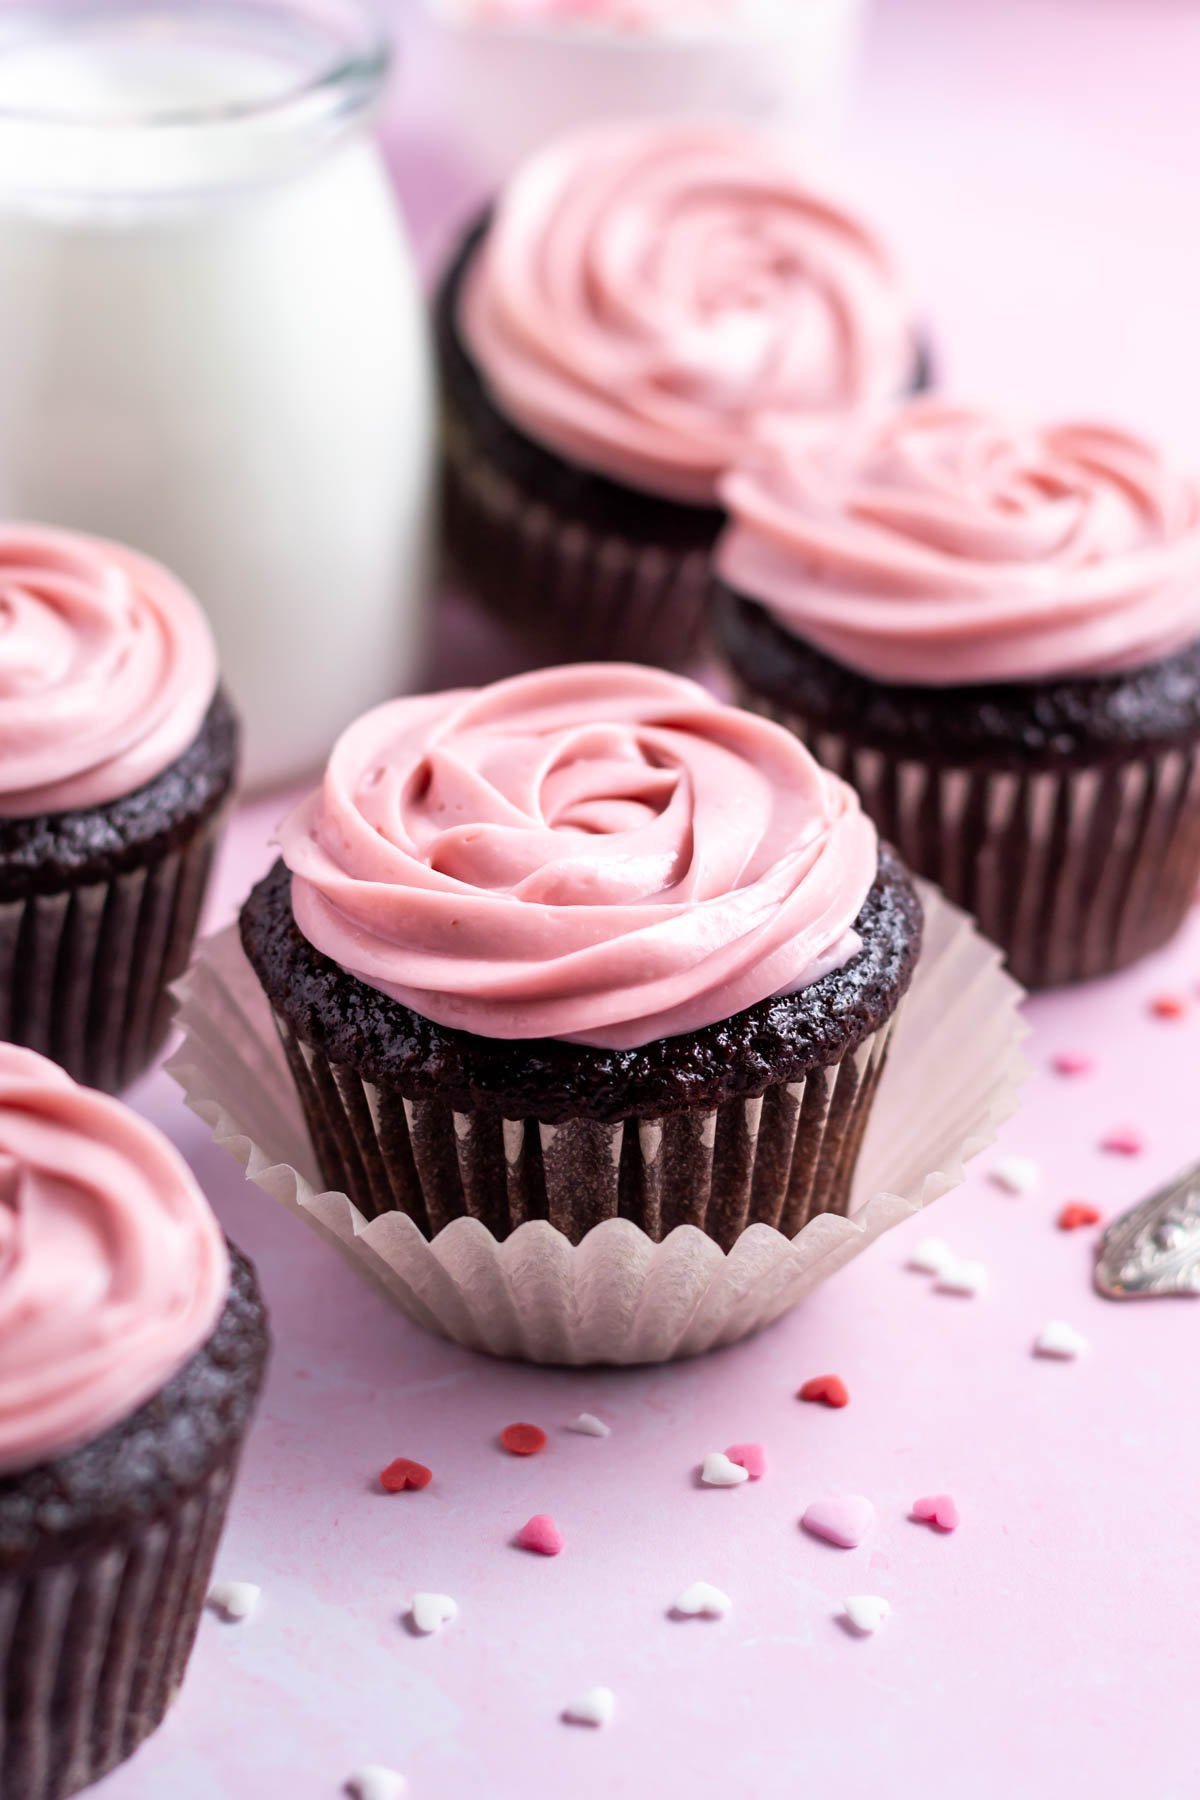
1052,1051 -> 1094,1077
567,1413 -> 610,1438
409,1592 -> 458,1635
700,1451 -> 750,1487
911,1493 -> 960,1532
801,1495 -> 876,1549
672,1581 -> 732,1618
1101,1127 -> 1144,1156
798,1374 -> 849,1409
934,1257 -> 988,1298
1058,1202 -> 1102,1231
207,1581 -> 261,1623
1035,1321 -> 1087,1360
907,1234 -> 955,1276
501,1422 -> 547,1457
990,1155 -> 1040,1195
516,1513 -> 564,1555
843,1595 -> 891,1635
1150,993 -> 1187,1020
725,1442 -> 767,1480
562,1686 -> 616,1727
346,1768 -> 407,1800
380,1458 -> 432,1494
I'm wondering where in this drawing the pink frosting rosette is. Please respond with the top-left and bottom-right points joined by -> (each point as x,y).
0,524 -> 219,818
717,398 -> 1200,685
279,665 -> 879,1049
459,120 -> 915,503
0,1045 -> 229,1476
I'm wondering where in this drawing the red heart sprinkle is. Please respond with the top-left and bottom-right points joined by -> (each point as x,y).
515,1513 -> 563,1556
380,1457 -> 432,1493
1058,1202 -> 1102,1231
1150,993 -> 1187,1020
500,1422 -> 547,1457
912,1493 -> 960,1532
1052,1051 -> 1093,1077
1101,1127 -> 1144,1156
799,1375 -> 849,1409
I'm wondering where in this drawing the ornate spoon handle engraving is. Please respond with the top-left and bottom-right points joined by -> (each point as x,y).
1095,1161 -> 1200,1300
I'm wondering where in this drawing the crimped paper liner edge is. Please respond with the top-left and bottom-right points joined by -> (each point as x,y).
167,884 -> 1028,1364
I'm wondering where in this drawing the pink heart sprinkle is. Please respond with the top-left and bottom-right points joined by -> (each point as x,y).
1052,1051 -> 1093,1077
912,1493 -> 960,1532
515,1513 -> 563,1556
1101,1127 -> 1144,1156
725,1442 -> 767,1480
801,1495 -> 875,1549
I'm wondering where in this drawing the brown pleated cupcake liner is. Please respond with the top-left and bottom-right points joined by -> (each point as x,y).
441,405 -> 716,670
741,693 -> 1200,990
168,895 -> 1026,1363
0,1454 -> 236,1800
270,1010 -> 895,1253
0,823 -> 222,1095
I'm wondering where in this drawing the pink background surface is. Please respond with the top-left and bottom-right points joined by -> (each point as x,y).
101,3 -> 1200,1795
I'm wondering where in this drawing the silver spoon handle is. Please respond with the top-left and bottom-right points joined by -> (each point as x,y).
1095,1160 -> 1200,1300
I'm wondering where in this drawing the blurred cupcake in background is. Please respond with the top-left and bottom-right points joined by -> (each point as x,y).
0,525 -> 238,1090
713,398 -> 1200,988
240,664 -> 922,1252
417,0 -> 870,184
437,119 -> 924,668
0,1044 -> 269,1800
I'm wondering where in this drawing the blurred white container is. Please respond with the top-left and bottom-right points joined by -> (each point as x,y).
0,1 -> 433,790
417,0 -> 868,182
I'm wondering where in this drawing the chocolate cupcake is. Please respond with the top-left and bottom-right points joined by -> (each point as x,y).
0,1045 -> 269,1800
437,120 -> 926,669
713,400 -> 1200,988
240,665 -> 922,1251
0,526 -> 239,1091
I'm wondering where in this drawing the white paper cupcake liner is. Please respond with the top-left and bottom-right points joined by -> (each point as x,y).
168,885 -> 1026,1365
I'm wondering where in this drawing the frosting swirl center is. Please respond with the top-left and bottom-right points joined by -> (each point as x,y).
460,121 -> 915,503
716,400 -> 1200,684
279,665 -> 879,1049
0,525 -> 219,818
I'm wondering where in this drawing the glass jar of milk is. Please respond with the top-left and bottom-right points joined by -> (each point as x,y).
0,0 -> 432,788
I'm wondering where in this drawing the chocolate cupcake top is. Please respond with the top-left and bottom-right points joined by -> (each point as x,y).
277,664 -> 879,1050
0,1044 -> 229,1475
717,398 -> 1200,685
458,120 -> 915,503
0,524 -> 218,818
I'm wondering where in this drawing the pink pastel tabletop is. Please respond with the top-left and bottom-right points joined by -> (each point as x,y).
100,3 -> 1200,1796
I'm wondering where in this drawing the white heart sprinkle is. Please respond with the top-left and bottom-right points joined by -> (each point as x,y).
935,1257 -> 988,1297
990,1155 -> 1040,1195
1034,1320 -> 1087,1360
563,1685 -> 616,1727
908,1234 -> 954,1276
568,1413 -> 611,1438
346,1768 -> 407,1800
844,1594 -> 891,1635
207,1581 -> 261,1623
673,1581 -> 732,1618
409,1592 -> 458,1634
700,1451 -> 749,1488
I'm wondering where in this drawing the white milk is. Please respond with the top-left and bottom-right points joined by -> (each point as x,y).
0,4 -> 433,789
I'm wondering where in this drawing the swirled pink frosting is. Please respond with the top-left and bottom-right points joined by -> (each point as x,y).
717,399 -> 1200,684
0,1045 -> 229,1477
459,121 -> 914,503
0,525 -> 219,819
279,665 -> 878,1049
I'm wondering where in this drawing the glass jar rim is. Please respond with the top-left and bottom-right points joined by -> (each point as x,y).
0,0 -> 390,134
